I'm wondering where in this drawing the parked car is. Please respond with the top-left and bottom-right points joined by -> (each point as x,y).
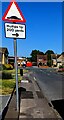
26,62 -> 32,67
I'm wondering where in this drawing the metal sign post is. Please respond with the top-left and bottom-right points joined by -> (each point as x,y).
2,0 -> 26,112
4,22 -> 26,112
14,38 -> 19,111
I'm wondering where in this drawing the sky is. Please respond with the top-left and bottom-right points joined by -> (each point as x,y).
1,1 -> 62,57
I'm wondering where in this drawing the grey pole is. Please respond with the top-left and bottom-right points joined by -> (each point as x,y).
51,54 -> 52,67
14,38 -> 19,111
56,53 -> 57,67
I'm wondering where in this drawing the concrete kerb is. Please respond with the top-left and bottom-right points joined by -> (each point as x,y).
2,85 -> 16,120
0,94 -> 11,113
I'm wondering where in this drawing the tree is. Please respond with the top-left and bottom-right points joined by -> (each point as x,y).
27,57 -> 32,62
45,50 -> 54,67
45,50 -> 54,55
30,50 -> 44,62
61,52 -> 64,55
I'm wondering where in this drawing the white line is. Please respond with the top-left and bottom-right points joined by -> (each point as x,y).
34,77 -> 36,81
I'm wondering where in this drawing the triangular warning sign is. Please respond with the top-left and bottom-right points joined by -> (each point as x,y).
2,0 -> 26,23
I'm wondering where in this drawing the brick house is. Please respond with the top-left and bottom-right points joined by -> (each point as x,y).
37,55 -> 47,66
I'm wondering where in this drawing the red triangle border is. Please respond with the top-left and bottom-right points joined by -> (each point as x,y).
2,1 -> 26,23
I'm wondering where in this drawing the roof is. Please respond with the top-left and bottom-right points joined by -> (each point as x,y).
0,47 -> 9,54
8,56 -> 15,59
57,54 -> 64,61
37,55 -> 47,60
51,54 -> 60,59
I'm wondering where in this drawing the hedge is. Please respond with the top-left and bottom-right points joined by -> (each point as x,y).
2,64 -> 13,70
0,71 -> 13,79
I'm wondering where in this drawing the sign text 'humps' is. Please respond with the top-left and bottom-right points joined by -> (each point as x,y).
5,23 -> 26,39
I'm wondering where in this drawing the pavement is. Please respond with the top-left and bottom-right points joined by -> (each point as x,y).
2,71 -> 62,120
0,95 -> 11,120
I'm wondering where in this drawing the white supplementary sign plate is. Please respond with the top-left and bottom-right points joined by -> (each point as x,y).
5,23 -> 26,39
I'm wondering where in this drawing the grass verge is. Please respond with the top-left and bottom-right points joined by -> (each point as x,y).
0,69 -> 22,95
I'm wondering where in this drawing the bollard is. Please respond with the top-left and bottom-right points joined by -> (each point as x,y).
20,69 -> 23,76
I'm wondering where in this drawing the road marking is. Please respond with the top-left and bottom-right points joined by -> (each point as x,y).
21,80 -> 29,83
34,77 -> 36,81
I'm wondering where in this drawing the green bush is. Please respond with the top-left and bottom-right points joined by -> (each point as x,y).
47,60 -> 52,67
59,65 -> 64,69
2,64 -> 13,70
1,71 -> 13,79
0,64 -> 2,71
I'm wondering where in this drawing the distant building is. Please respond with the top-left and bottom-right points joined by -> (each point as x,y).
0,47 -> 9,64
8,56 -> 26,67
8,56 -> 15,67
57,54 -> 64,67
37,55 -> 47,66
17,57 -> 26,66
51,54 -> 64,67
37,54 -> 64,67
51,54 -> 59,66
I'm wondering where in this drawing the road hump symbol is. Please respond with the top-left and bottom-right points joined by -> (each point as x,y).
2,0 -> 26,23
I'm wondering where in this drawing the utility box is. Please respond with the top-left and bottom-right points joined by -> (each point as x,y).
20,69 -> 23,76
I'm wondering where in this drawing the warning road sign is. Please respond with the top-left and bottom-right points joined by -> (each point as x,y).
2,0 -> 26,112
5,23 -> 26,39
2,1 -> 26,23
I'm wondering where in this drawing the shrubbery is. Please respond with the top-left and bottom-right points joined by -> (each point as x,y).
2,64 -> 13,70
59,65 -> 64,69
0,64 -> 2,71
47,60 -> 52,67
1,71 -> 13,79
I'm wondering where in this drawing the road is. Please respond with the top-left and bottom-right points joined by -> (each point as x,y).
26,67 -> 64,102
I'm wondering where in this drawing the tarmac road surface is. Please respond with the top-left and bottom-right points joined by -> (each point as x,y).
26,67 -> 64,102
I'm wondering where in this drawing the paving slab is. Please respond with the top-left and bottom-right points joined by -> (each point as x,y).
19,73 -> 61,120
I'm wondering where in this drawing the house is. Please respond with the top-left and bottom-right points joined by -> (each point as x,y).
8,56 -> 26,67
37,55 -> 47,66
0,47 -> 9,64
51,54 -> 60,66
8,56 -> 15,67
57,54 -> 64,67
51,54 -> 64,67
17,57 -> 26,66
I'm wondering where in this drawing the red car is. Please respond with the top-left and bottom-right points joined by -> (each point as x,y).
26,62 -> 32,67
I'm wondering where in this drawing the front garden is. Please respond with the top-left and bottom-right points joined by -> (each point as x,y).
0,64 -> 22,95
58,65 -> 64,72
